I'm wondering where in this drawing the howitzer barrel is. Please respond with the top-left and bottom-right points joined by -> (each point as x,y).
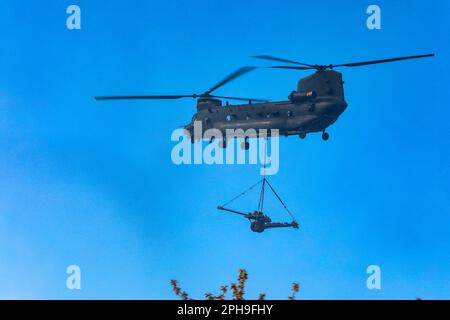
217,206 -> 251,218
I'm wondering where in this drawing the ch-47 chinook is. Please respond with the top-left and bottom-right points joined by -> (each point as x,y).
95,53 -> 434,149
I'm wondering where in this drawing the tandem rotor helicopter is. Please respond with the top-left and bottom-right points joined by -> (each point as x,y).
95,53 -> 434,233
96,53 -> 434,149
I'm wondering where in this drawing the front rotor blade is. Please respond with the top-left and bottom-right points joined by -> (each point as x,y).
207,66 -> 257,94
211,95 -> 269,102
95,95 -> 195,100
332,53 -> 435,68
253,55 -> 315,68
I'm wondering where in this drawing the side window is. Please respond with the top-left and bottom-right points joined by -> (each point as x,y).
226,114 -> 237,122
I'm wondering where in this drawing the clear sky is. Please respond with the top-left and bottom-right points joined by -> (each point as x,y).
0,0 -> 449,299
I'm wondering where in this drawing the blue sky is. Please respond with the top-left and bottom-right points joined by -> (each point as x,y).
0,0 -> 449,299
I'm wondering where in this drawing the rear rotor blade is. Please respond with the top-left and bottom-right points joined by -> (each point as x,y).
95,95 -> 195,100
207,66 -> 257,94
268,65 -> 315,70
253,55 -> 315,68
332,54 -> 435,68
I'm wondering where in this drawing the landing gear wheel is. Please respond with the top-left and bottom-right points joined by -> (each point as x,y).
241,141 -> 250,150
299,132 -> 306,139
241,137 -> 250,150
250,221 -> 265,233
322,132 -> 329,141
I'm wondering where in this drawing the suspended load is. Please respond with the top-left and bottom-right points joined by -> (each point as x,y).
217,177 -> 299,233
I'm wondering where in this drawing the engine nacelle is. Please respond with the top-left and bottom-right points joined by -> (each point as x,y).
288,90 -> 317,103
196,98 -> 222,111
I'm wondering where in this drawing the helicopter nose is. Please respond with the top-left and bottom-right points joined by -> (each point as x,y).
340,101 -> 348,113
325,100 -> 347,116
334,100 -> 347,113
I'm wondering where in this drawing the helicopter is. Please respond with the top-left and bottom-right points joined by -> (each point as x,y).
95,53 -> 434,149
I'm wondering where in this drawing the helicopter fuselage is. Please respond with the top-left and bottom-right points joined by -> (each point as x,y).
185,70 -> 348,141
188,96 -> 347,138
